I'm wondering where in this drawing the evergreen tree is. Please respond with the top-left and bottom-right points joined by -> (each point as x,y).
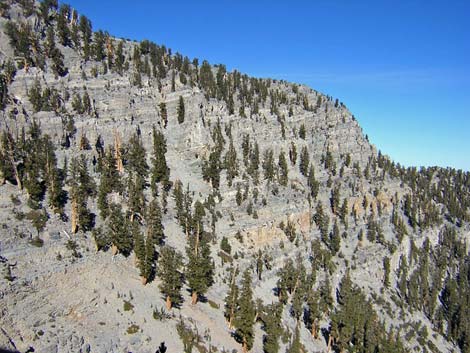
314,202 -> 329,244
234,269 -> 256,353
97,147 -> 121,219
157,246 -> 183,310
287,325 -> 305,353
159,102 -> 168,128
224,266 -> 239,329
108,203 -> 132,256
262,303 -> 283,353
299,124 -> 306,139
278,150 -> 289,186
150,127 -> 170,192
224,139 -> 238,186
330,186 -> 340,215
307,165 -> 319,199
68,155 -> 96,233
57,4 -> 71,47
177,95 -> 185,124
289,142 -> 297,166
306,291 -> 321,338
186,231 -> 214,304
146,197 -> 165,245
299,146 -> 309,176
262,149 -> 275,182
383,256 -> 391,288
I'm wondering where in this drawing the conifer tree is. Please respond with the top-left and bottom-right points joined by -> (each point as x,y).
306,291 -> 321,338
108,203 -> 132,256
262,303 -> 283,353
146,197 -> 165,245
298,124 -> 306,140
69,155 -> 96,233
128,139 -> 150,176
151,127 -> 170,192
307,165 -> 319,199
186,231 -> 214,304
97,147 -> 121,219
262,149 -> 275,182
278,150 -> 288,186
224,139 -> 238,186
224,266 -> 239,329
287,325 -> 305,353
177,95 -> 185,124
383,256 -> 391,288
299,146 -> 309,176
157,246 -> 183,310
159,102 -> 168,128
248,141 -> 260,183
57,4 -> 71,47
289,142 -> 297,166
234,269 -> 256,353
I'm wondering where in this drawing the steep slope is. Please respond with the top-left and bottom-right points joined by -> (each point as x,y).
0,1 -> 469,353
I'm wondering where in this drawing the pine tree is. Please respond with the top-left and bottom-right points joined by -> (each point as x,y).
299,124 -> 306,139
186,231 -> 214,304
150,127 -> 170,192
159,102 -> 168,128
306,291 -> 321,338
262,303 -> 283,353
157,246 -> 183,310
177,95 -> 185,124
278,150 -> 288,186
108,203 -> 132,256
97,147 -> 121,219
224,266 -> 239,329
68,155 -> 96,233
307,165 -> 319,199
287,325 -> 305,353
299,146 -> 309,176
289,142 -> 297,166
234,269 -> 256,353
383,256 -> 391,288
57,4 -> 71,47
224,139 -> 238,186
262,149 -> 275,182
146,197 -> 165,245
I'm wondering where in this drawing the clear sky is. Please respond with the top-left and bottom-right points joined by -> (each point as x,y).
65,0 -> 470,171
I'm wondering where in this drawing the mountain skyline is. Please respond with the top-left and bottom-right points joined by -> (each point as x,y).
66,0 -> 470,171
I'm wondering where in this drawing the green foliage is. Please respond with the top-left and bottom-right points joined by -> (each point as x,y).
177,95 -> 185,124
224,139 -> 238,186
262,148 -> 275,182
220,236 -> 231,254
234,269 -> 256,352
186,230 -> 214,303
262,303 -> 283,353
151,127 -> 170,192
157,246 -> 183,309
108,203 -> 132,256
277,151 -> 288,186
330,272 -> 407,353
298,146 -> 309,176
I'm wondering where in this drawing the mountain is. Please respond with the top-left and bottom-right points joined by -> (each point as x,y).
0,1 -> 469,353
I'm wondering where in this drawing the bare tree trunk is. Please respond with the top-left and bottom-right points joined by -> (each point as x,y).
311,321 -> 317,338
114,130 -> 124,173
191,291 -> 198,305
195,223 -> 200,256
71,198 -> 78,234
140,276 -> 147,285
166,295 -> 172,310
242,338 -> 248,353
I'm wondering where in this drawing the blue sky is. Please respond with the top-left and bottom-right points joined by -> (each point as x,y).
65,0 -> 470,171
